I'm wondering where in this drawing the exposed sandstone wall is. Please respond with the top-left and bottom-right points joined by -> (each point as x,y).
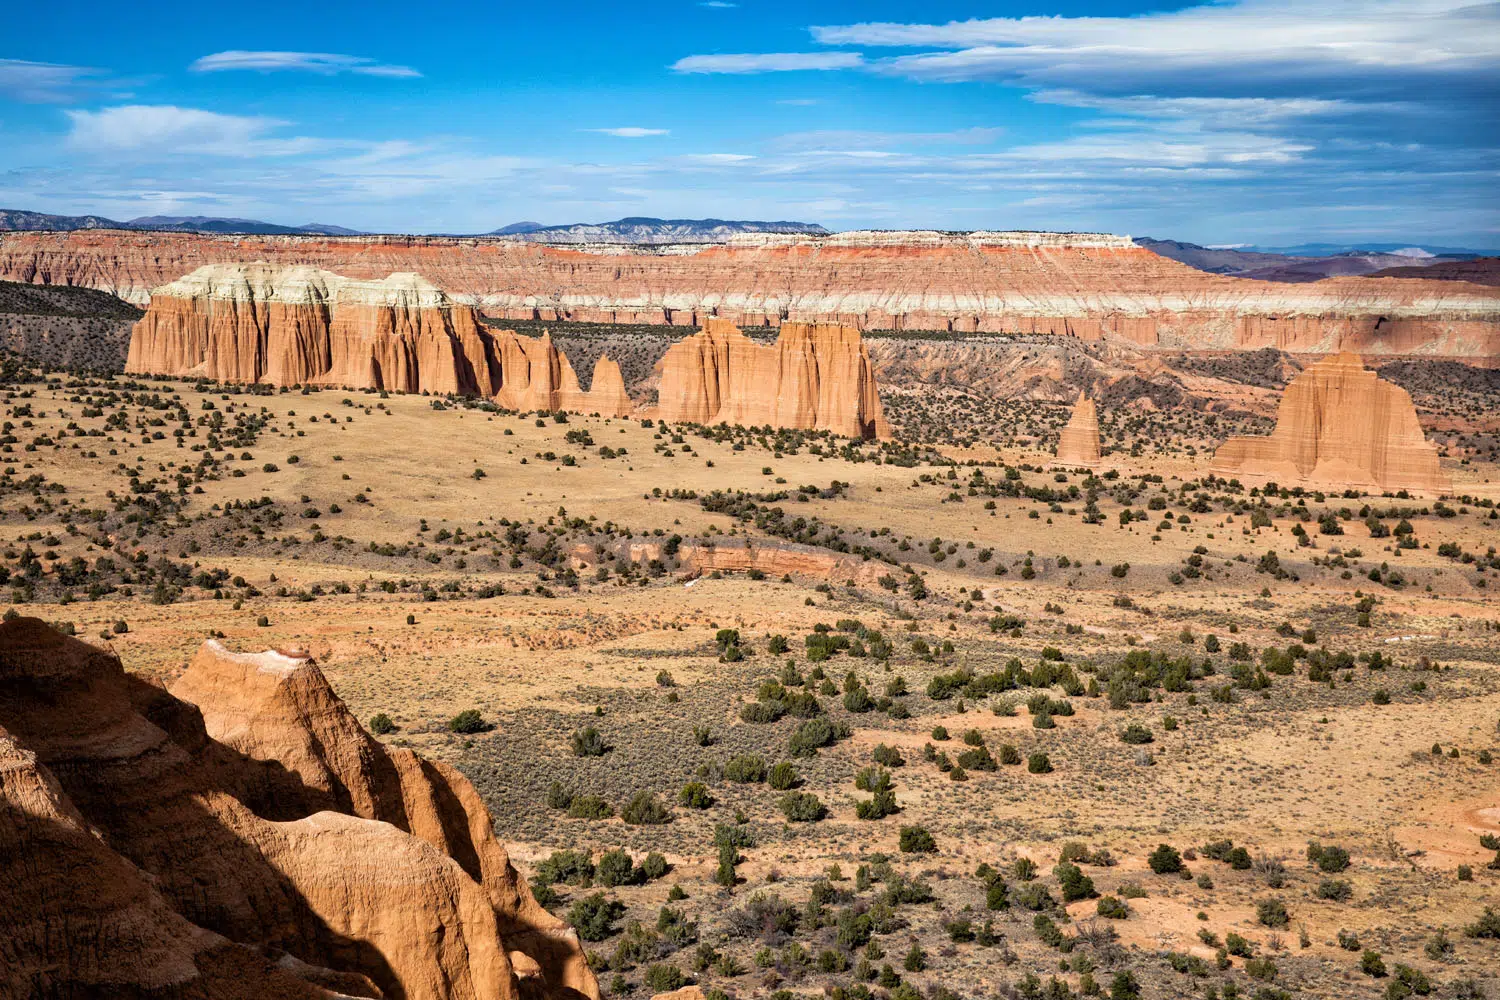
1053,392 -> 1101,468
655,318 -> 889,439
0,617 -> 597,1000
1209,352 -> 1451,495
4,229 -> 1498,359
125,262 -> 629,415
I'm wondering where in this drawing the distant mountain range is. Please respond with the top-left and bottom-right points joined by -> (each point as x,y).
0,209 -> 362,236
1135,237 -> 1495,283
480,217 -> 830,243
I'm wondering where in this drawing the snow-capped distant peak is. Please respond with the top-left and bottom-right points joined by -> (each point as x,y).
1390,247 -> 1435,258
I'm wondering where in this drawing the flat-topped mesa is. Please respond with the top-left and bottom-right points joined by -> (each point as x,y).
18,229 -> 1497,358
125,261 -> 630,414
1053,391 -> 1101,468
656,318 -> 890,440
1210,352 -> 1451,495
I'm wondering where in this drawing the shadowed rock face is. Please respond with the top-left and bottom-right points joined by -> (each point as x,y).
0,617 -> 597,1000
1053,392 -> 1101,468
1209,352 -> 1452,495
655,318 -> 889,439
124,262 -> 629,416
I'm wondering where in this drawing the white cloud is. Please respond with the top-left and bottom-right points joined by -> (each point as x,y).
700,1 -> 738,7
0,58 -> 107,103
771,127 -> 1003,151
585,127 -> 670,138
672,52 -> 864,73
65,105 -> 328,157
810,0 -> 1496,93
682,153 -> 755,162
191,51 -> 421,78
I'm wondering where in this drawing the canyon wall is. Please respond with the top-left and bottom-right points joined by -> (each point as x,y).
0,616 -> 596,1000
4,229 -> 1496,360
655,318 -> 889,439
125,262 -> 631,414
1210,352 -> 1451,495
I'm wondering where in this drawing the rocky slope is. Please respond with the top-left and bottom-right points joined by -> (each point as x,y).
0,616 -> 596,1000
654,318 -> 889,439
125,263 -> 630,414
4,229 -> 1495,359
0,279 -> 140,369
1209,352 -> 1451,494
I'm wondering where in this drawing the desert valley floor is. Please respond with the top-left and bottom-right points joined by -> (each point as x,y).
2,325 -> 1499,1000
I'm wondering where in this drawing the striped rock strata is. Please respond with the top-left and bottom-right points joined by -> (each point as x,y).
655,317 -> 889,439
6,229 -> 1496,359
1210,352 -> 1451,495
124,262 -> 631,414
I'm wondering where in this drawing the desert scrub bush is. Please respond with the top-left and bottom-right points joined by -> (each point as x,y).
642,963 -> 686,991
368,712 -> 396,735
1096,895 -> 1129,919
679,781 -> 713,809
566,795 -> 613,820
899,825 -> 937,853
1119,723 -> 1154,745
1054,862 -> 1096,901
1027,751 -> 1052,774
1148,844 -> 1184,874
931,724 -> 950,740
723,754 -> 768,783
448,709 -> 488,734
1257,897 -> 1291,929
1465,906 -> 1500,938
570,726 -> 608,757
536,849 -> 595,885
957,743 -> 999,771
788,716 -> 837,756
999,743 -> 1022,765
640,852 -> 669,881
1316,879 -> 1353,901
596,848 -> 641,888
1307,841 -> 1351,872
872,743 -> 906,767
1244,957 -> 1278,982
1361,950 -> 1388,977
567,893 -> 624,941
780,791 -> 827,822
621,791 -> 672,825
739,700 -> 785,724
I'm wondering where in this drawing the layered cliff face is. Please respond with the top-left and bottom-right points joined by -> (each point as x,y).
0,617 -> 597,1000
1053,392 -> 1101,467
5,229 -> 1496,360
656,318 -> 889,439
125,262 -> 630,414
1210,353 -> 1451,495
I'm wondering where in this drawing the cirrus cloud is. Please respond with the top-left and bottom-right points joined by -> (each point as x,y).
190,51 -> 421,78
672,52 -> 864,73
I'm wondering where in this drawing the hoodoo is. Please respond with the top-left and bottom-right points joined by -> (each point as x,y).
1053,391 -> 1101,468
125,261 -> 630,414
0,617 -> 597,1000
656,318 -> 889,439
1209,352 -> 1451,495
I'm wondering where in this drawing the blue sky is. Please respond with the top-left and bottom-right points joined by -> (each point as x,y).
2,0 -> 1496,244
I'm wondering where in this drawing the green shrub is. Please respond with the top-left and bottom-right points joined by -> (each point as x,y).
780,791 -> 826,822
788,717 -> 837,756
621,791 -> 672,825
640,852 -> 669,881
642,963 -> 686,991
536,849 -> 595,885
567,893 -> 624,941
723,755 -> 768,783
1316,879 -> 1352,901
1055,862 -> 1096,901
1257,897 -> 1290,929
448,709 -> 487,734
1119,723 -> 1154,745
899,825 -> 937,853
596,848 -> 639,887
1361,950 -> 1387,977
570,726 -> 608,756
566,795 -> 613,820
368,713 -> 396,735
1465,905 -> 1500,938
680,781 -> 713,809
1096,895 -> 1129,919
768,761 -> 799,789
1148,844 -> 1183,874
1027,752 -> 1052,774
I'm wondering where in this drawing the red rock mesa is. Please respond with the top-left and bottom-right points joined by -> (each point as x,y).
7,229 -> 1496,359
0,617 -> 597,1000
1209,352 -> 1451,495
124,262 -> 630,414
655,318 -> 890,439
1053,392 -> 1102,468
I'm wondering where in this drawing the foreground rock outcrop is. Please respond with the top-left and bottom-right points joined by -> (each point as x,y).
655,318 -> 889,439
125,262 -> 630,415
1210,352 -> 1451,494
0,617 -> 596,1000
6,229 -> 1498,359
1053,392 -> 1101,468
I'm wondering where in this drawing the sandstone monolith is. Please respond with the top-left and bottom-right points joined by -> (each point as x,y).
1210,352 -> 1450,494
1053,391 -> 1101,467
656,318 -> 889,439
0,617 -> 597,1000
